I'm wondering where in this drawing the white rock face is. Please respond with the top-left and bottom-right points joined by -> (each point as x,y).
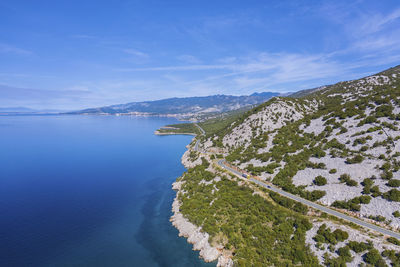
171,179 -> 233,266
222,99 -> 315,148
305,220 -> 399,266
170,197 -> 221,262
361,197 -> 400,229
301,117 -> 325,135
181,148 -> 202,169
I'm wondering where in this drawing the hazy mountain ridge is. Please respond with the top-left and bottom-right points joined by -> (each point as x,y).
69,92 -> 280,117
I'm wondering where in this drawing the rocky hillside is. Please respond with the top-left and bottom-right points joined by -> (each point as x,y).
172,65 -> 400,267
204,65 -> 400,230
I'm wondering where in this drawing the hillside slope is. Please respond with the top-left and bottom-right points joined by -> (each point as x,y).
205,65 -> 400,229
172,65 -> 400,266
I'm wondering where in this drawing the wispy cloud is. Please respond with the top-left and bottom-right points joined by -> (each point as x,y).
115,64 -> 230,72
177,54 -> 202,64
70,34 -> 98,39
122,48 -> 149,58
356,7 -> 400,36
0,43 -> 33,55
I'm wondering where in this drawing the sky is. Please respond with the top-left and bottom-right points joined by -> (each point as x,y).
1,0 -> 400,110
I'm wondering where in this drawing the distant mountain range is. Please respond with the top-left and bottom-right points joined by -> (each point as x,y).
0,107 -> 65,114
68,92 -> 281,117
0,107 -> 37,112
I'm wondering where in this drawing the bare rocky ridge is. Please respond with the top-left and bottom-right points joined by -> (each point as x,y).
222,98 -> 319,148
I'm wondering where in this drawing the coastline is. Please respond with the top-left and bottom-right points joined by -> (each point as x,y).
169,143 -> 233,267
154,130 -> 196,136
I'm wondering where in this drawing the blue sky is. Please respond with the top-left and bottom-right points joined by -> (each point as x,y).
1,0 -> 400,110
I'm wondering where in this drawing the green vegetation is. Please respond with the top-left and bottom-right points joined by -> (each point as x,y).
383,189 -> 400,202
338,174 -> 358,187
382,250 -> 400,266
336,246 -> 352,262
393,210 -> 400,217
246,162 -> 280,175
313,175 -> 327,186
363,249 -> 387,266
370,185 -> 382,197
166,66 -> 400,266
329,168 -> 337,174
387,179 -> 400,187
156,123 -> 200,135
347,241 -> 373,253
178,164 -> 320,266
345,154 -> 364,164
362,178 -> 374,194
332,196 -> 371,211
313,224 -> 348,245
368,215 -> 386,222
387,237 -> 400,246
268,191 -> 308,214
198,109 -> 249,138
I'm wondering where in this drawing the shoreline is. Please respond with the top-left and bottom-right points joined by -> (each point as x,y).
169,144 -> 233,267
154,130 -> 196,136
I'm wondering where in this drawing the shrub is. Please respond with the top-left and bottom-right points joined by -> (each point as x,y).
337,246 -> 352,262
370,186 -> 382,197
387,237 -> 400,246
329,169 -> 337,174
382,171 -> 394,180
312,147 -> 326,158
363,249 -> 387,266
268,191 -> 308,215
313,224 -> 348,245
339,174 -> 350,183
380,162 -> 391,171
347,241 -> 373,253
345,154 -> 364,164
392,211 -> 400,217
387,179 -> 400,187
346,179 -> 358,186
368,215 -> 386,222
362,178 -> 374,194
314,175 -> 327,186
382,250 -> 400,266
307,190 -> 326,201
383,189 -> 400,202
332,196 -> 371,211
339,174 -> 358,186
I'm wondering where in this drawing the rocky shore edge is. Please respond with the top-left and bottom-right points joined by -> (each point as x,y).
169,146 -> 233,267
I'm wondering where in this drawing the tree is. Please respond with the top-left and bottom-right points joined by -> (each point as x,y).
314,175 -> 327,186
384,189 -> 400,202
387,179 -> 400,187
363,249 -> 387,266
329,168 -> 337,174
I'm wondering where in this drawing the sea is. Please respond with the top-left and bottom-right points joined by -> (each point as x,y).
0,115 -> 215,267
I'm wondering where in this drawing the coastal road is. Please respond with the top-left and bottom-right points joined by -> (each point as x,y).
194,123 -> 205,136
193,123 -> 205,153
216,159 -> 400,240
193,123 -> 400,239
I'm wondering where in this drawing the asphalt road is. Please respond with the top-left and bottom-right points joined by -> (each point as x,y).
193,124 -> 400,239
216,159 -> 400,239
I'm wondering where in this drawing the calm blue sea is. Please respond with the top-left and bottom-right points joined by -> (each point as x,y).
0,115 -> 215,267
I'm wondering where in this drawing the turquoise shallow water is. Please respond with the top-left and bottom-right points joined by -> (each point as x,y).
0,115 -> 215,267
